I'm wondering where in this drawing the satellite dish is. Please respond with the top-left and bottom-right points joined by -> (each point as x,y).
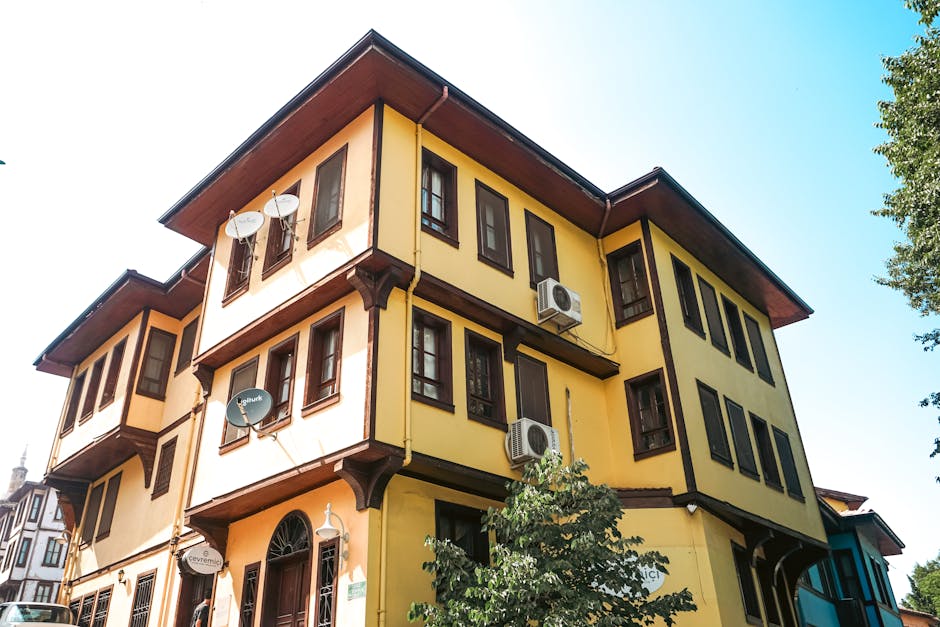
263,193 -> 300,219
225,211 -> 265,241
225,388 -> 273,428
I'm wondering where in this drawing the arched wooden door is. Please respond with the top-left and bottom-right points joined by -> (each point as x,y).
261,512 -> 312,627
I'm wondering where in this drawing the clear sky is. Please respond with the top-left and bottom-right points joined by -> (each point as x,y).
1,0 -> 937,602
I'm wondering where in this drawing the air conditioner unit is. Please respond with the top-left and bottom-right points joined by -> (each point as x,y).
537,278 -> 582,330
505,418 -> 561,468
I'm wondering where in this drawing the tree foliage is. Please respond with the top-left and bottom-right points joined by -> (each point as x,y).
408,454 -> 696,626
903,551 -> 940,615
875,0 -> 940,480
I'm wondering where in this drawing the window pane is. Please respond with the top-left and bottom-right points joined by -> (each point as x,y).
773,427 -> 803,498
722,296 -> 752,369
312,148 -> 346,238
751,414 -> 782,487
672,256 -> 703,333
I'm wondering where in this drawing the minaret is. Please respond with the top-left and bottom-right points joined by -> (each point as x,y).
5,448 -> 27,498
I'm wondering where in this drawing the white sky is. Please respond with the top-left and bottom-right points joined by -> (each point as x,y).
1,0 -> 937,601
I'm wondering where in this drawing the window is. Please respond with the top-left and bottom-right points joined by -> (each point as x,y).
515,354 -> 551,426
421,150 -> 458,243
524,210 -> 558,287
175,317 -> 199,375
608,241 -> 652,325
262,335 -> 298,428
465,331 -> 505,427
724,398 -> 759,478
68,601 -> 79,624
225,233 -> 255,298
672,256 -> 704,335
750,414 -> 782,489
698,277 -> 729,354
772,427 -> 803,499
91,588 -> 111,627
308,145 -> 347,243
62,371 -> 86,434
305,310 -> 344,408
136,328 -> 177,399
732,543 -> 761,622
315,539 -> 338,627
223,358 -> 258,446
756,559 -> 781,626
818,558 -> 838,599
15,500 -> 25,524
151,437 -> 177,499
42,537 -> 63,567
412,309 -> 453,410
240,563 -> 260,627
263,181 -> 300,274
3,541 -> 15,570
696,381 -> 732,466
625,370 -> 675,458
34,582 -> 54,603
80,483 -> 104,545
81,357 -> 105,421
744,314 -> 774,384
15,537 -> 31,567
475,181 -> 512,274
722,296 -> 752,369
99,338 -> 126,408
834,550 -> 862,599
129,572 -> 156,627
95,473 -> 121,540
436,501 -> 489,564
870,557 -> 891,605
28,493 -> 43,522
54,506 -> 63,521
78,594 -> 95,627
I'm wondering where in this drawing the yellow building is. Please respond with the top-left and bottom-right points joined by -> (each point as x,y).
35,31 -> 827,627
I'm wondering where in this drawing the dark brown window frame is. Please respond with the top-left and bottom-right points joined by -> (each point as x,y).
412,308 -> 454,412
221,357 -> 259,450
771,426 -> 804,500
514,353 -> 551,426
421,149 -> 459,246
136,328 -> 177,400
303,309 -> 345,413
129,570 -> 157,627
261,334 -> 299,431
435,500 -> 489,565
724,396 -> 759,480
240,562 -> 261,627
750,413 -> 782,491
99,337 -> 127,410
307,144 -> 348,247
314,538 -> 339,627
80,483 -> 104,545
81,357 -> 106,422
175,317 -> 200,376
624,369 -> 676,460
91,586 -> 112,627
696,380 -> 733,467
672,256 -> 704,337
62,371 -> 86,435
607,241 -> 654,326
151,437 -> 178,499
732,542 -> 763,625
722,296 -> 753,371
697,276 -> 729,355
95,472 -> 121,541
464,330 -> 507,430
474,180 -> 513,276
743,313 -> 774,385
524,210 -> 559,289
262,180 -> 302,278
224,232 -> 256,302
34,581 -> 54,603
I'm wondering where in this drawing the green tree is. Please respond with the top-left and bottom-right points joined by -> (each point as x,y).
874,0 -> 940,479
408,454 -> 696,626
902,551 -> 940,615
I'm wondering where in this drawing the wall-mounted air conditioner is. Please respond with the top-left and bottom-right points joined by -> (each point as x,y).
537,278 -> 582,331
505,417 -> 561,468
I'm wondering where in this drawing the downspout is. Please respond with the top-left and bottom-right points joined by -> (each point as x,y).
594,199 -> 617,356
155,385 -> 203,627
379,86 -> 449,627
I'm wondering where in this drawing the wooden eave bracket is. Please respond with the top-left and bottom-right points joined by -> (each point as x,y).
186,516 -> 229,555
193,363 -> 216,397
43,475 -> 91,531
335,454 -> 404,510
117,428 -> 159,489
347,265 -> 406,311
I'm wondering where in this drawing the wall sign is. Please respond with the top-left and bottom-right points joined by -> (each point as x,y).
180,545 -> 225,575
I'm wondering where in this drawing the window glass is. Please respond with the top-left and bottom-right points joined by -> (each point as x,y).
225,234 -> 255,298
412,310 -> 452,407
263,181 -> 300,273
421,150 -> 458,242
625,371 -> 674,456
223,359 -> 258,445
263,336 -> 297,427
525,211 -> 559,287
465,331 -> 505,426
475,182 -> 512,272
305,310 -> 344,407
608,241 -> 652,323
436,501 -> 488,564
136,328 -> 177,399
310,146 -> 347,241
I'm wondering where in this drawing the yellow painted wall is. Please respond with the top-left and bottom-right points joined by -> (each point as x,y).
647,222 -> 824,542
69,549 -> 170,627
200,107 -> 375,353
189,293 -> 368,509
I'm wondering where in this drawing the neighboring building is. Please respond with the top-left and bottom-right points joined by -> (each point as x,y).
797,488 -> 905,627
901,607 -> 940,627
35,31 -> 830,627
0,452 -> 66,603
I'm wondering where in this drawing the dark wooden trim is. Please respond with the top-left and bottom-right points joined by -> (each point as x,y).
186,518 -> 229,555
369,100 -> 384,248
261,179 -> 301,279
223,234 -> 253,303
121,309 -> 150,427
616,487 -> 674,508
670,254 -> 706,339
98,336 -> 128,411
523,209 -> 558,288
474,179 -> 513,276
463,329 -> 508,430
157,412 -> 193,438
307,144 -> 348,246
366,306 -> 379,441
623,369 -> 677,460
334,455 -> 404,510
346,265 -> 405,311
43,476 -> 89,531
192,364 -> 215,398
606,240 -> 654,326
722,295 -> 754,371
411,307 -> 454,408
302,308 -> 345,411
421,148 -> 460,247
399,450 -> 509,502
174,317 -> 201,376
260,334 -> 299,431
220,356 -> 259,449
642,219 -> 695,492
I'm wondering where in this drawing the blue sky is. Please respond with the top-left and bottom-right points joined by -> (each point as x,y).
1,0 -> 936,601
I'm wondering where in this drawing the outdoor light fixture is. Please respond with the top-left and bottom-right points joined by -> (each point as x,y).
53,531 -> 71,546
315,503 -> 349,566
117,569 -> 125,584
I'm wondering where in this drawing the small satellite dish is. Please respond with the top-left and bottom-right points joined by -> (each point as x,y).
263,193 -> 300,219
225,211 -> 265,241
225,388 -> 273,428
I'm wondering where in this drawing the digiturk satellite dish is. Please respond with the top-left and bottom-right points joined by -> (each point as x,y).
263,190 -> 302,241
225,387 -> 277,439
225,210 -> 265,261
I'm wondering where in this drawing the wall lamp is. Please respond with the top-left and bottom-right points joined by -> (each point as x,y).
314,503 -> 349,566
54,531 -> 71,546
117,569 -> 126,584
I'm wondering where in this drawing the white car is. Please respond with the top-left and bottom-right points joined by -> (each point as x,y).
0,603 -> 75,626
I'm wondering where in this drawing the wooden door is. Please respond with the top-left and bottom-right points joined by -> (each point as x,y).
271,557 -> 309,627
